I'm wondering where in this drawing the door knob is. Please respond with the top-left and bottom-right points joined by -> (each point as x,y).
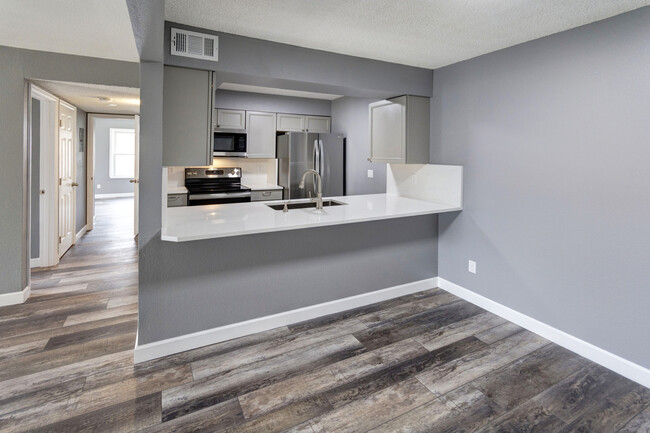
72,182 -> 79,187
129,179 -> 139,183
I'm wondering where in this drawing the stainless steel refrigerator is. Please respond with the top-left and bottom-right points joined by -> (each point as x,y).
277,133 -> 346,200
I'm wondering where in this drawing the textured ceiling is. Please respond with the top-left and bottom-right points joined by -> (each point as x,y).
166,0 -> 650,69
0,0 -> 139,62
33,80 -> 140,115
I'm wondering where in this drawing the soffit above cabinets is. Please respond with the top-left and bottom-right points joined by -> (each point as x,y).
218,83 -> 342,101
0,0 -> 139,62
166,0 -> 650,69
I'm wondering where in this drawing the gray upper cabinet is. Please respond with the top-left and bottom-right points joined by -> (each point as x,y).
163,66 -> 213,166
305,115 -> 331,133
277,113 -> 330,133
246,111 -> 277,158
276,113 -> 305,132
215,109 -> 246,130
369,95 -> 430,164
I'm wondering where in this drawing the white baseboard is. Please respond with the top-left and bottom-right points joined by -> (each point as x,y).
134,277 -> 439,363
95,193 -> 134,199
0,285 -> 31,307
437,277 -> 650,389
75,225 -> 88,243
30,258 -> 41,268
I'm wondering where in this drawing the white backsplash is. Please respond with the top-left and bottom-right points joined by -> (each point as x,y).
166,158 -> 278,189
387,164 -> 463,208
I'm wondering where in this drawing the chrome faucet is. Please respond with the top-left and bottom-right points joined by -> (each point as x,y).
298,169 -> 323,210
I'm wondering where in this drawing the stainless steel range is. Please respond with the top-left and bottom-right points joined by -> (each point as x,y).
185,167 -> 251,206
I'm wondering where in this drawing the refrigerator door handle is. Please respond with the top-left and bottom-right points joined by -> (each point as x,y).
319,139 -> 325,177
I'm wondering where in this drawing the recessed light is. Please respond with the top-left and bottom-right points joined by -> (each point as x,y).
107,103 -> 118,107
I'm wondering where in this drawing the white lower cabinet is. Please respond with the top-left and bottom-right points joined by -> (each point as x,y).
251,189 -> 283,201
246,111 -> 277,158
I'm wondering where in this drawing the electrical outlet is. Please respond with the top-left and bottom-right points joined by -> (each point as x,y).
367,169 -> 374,179
468,260 -> 477,274
96,184 -> 101,190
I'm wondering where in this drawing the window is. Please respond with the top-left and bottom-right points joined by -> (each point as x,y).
109,128 -> 135,179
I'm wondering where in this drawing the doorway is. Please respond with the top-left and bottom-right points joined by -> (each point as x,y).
28,80 -> 140,270
87,114 -> 140,240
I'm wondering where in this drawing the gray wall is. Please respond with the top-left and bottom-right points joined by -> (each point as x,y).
214,89 -> 331,116
76,108 -> 87,233
94,117 -> 136,195
0,45 -> 138,295
128,0 -> 438,346
139,216 -> 438,343
431,7 -> 650,369
30,99 -> 40,259
165,22 -> 432,100
331,97 -> 386,195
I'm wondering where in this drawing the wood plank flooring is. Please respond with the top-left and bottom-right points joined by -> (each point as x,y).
0,197 -> 647,432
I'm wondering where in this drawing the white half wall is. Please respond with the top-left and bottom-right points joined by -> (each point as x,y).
387,163 -> 463,208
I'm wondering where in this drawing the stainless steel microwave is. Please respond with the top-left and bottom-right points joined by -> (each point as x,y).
213,132 -> 247,157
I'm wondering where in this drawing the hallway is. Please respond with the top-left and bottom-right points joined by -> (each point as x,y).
0,197 -> 138,431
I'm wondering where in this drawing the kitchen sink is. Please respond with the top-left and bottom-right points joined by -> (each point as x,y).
267,200 -> 347,211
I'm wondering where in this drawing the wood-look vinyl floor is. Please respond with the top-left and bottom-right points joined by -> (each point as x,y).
0,197 -> 647,432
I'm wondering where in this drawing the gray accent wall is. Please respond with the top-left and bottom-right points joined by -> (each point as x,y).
139,216 -> 438,343
30,99 -> 40,259
0,45 -> 138,295
214,90 -> 331,116
431,7 -> 650,369
331,97 -> 386,195
164,22 -> 432,100
76,108 -> 87,233
128,0 -> 438,347
94,117 -> 136,195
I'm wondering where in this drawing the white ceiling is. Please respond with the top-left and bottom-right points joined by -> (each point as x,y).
33,80 -> 140,115
0,0 -> 139,62
166,0 -> 650,69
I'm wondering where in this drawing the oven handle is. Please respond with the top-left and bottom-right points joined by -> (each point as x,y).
189,192 -> 252,200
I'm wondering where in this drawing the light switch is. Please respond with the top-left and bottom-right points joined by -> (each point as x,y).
367,169 -> 374,179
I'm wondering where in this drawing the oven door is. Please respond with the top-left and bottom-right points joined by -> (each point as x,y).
188,191 -> 252,206
214,133 -> 247,157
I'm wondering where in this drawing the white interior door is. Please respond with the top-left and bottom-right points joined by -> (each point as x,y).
58,101 -> 76,257
133,115 -> 140,238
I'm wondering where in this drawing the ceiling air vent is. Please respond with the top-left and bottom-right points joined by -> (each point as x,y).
171,28 -> 219,61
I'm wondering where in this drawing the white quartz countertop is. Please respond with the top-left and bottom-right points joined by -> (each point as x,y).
162,193 -> 461,242
243,183 -> 283,190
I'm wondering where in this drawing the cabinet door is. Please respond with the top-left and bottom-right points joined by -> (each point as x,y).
246,111 -> 277,158
305,116 -> 331,133
369,99 -> 405,163
276,113 -> 305,132
163,66 -> 212,166
216,109 -> 246,129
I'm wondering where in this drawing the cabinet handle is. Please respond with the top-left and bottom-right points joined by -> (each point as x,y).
262,191 -> 272,196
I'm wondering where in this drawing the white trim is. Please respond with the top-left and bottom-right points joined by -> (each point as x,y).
437,278 -> 650,389
96,193 -> 134,199
75,225 -> 87,243
134,277 -> 438,363
30,258 -> 41,268
0,285 -> 31,307
30,84 -> 59,268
